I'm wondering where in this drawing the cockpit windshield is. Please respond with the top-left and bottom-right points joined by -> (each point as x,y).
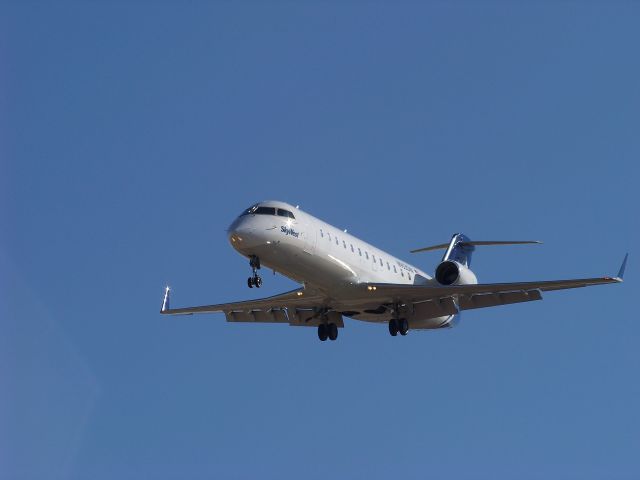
254,206 -> 276,215
239,204 -> 295,219
239,204 -> 259,216
277,209 -> 295,219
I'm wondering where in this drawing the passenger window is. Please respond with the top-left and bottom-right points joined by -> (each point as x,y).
343,240 -> 347,249
401,271 -> 404,277
328,233 -> 331,241
335,236 -> 339,245
350,244 -> 354,253
365,252 -> 369,260
387,262 -> 390,270
254,206 -> 276,215
393,265 -> 397,273
320,229 -> 324,238
358,248 -> 362,256
380,258 -> 383,266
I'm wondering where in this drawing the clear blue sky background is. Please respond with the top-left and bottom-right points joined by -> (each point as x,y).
1,2 -> 638,479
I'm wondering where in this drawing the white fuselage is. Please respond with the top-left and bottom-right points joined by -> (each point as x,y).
227,200 -> 441,323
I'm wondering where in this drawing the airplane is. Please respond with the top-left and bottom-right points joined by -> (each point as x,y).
160,200 -> 627,341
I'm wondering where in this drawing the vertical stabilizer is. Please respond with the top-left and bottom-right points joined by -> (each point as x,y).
442,233 -> 476,267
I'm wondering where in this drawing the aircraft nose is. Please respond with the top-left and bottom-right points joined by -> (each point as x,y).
228,218 -> 262,250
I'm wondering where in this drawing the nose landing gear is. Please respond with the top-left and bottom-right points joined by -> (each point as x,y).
247,255 -> 262,288
247,276 -> 262,288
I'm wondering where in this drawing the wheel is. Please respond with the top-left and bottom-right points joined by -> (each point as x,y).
254,276 -> 263,288
318,324 -> 328,341
327,323 -> 338,341
399,318 -> 409,336
388,319 -> 398,336
247,277 -> 254,288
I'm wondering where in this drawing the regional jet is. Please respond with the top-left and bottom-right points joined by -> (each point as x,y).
161,200 -> 626,341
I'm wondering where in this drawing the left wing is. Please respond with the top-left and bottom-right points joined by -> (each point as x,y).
160,286 -> 343,327
362,275 -> 623,303
357,255 -> 627,312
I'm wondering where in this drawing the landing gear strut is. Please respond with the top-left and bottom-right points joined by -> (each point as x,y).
247,255 -> 262,288
318,323 -> 338,341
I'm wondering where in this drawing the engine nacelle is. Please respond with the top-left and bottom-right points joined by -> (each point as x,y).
435,260 -> 478,286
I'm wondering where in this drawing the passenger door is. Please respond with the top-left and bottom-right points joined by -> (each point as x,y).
302,222 -> 316,255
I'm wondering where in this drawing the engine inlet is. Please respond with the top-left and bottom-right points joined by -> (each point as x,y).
435,261 -> 460,285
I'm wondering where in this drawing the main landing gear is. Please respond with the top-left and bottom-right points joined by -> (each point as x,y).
388,318 -> 409,337
318,323 -> 338,342
247,255 -> 262,288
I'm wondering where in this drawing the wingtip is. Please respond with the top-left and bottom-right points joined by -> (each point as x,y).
161,286 -> 171,313
617,253 -> 628,280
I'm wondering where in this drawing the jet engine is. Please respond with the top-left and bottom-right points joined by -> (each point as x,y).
435,260 -> 478,286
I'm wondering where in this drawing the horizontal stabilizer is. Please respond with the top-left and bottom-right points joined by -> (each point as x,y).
411,240 -> 542,254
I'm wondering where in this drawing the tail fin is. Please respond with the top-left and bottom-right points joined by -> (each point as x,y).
411,234 -> 541,267
442,233 -> 476,267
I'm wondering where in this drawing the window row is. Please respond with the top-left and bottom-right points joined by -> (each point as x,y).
319,229 -> 412,280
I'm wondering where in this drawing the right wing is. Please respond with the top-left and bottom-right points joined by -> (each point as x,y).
159,286 -> 343,327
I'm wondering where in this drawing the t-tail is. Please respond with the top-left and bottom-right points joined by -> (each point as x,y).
411,234 -> 542,267
411,234 -> 542,285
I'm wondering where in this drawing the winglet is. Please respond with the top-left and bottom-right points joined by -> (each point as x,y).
161,286 -> 171,313
617,253 -> 628,280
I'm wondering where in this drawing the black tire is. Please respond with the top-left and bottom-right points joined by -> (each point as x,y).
328,323 -> 338,341
255,276 -> 263,288
388,319 -> 398,336
399,318 -> 409,336
318,324 -> 328,341
247,277 -> 253,288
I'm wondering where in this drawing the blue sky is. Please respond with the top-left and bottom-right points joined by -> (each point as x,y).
2,2 -> 638,479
